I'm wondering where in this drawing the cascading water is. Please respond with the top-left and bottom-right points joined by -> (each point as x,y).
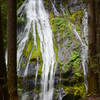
71,9 -> 88,91
50,0 -> 59,16
81,9 -> 88,92
60,0 -> 65,14
17,0 -> 56,100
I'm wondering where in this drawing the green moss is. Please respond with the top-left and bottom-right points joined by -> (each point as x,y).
49,12 -> 55,32
82,0 -> 88,3
55,83 -> 86,98
26,41 -> 33,57
31,40 -> 41,60
37,64 -> 43,76
52,17 -> 68,33
63,50 -> 83,80
22,32 -> 34,61
58,61 -> 63,68
17,17 -> 26,23
67,22 -> 72,33
22,61 -> 25,69
17,88 -> 23,92
75,25 -> 81,32
49,13 -> 68,36
33,88 -> 41,94
17,76 -> 23,89
74,42 -> 81,48
31,47 -> 37,59
61,78 -> 69,81
55,84 -> 65,88
49,12 -> 75,43
64,51 -> 81,67
67,41 -> 72,47
68,10 -> 84,24
53,40 -> 58,61
22,26 -> 42,63
31,23 -> 42,60
17,0 -> 24,9
64,83 -> 86,98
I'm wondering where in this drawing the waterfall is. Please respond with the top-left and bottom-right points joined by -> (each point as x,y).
72,9 -> 88,91
60,0 -> 65,14
50,0 -> 59,16
81,9 -> 88,92
17,0 -> 56,100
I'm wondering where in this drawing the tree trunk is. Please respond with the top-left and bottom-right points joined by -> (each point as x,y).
88,0 -> 98,94
95,0 -> 100,93
7,0 -> 18,100
0,0 -> 9,100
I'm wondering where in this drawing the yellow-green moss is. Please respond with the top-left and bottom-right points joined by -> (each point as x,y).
68,22 -> 72,34
64,83 -> 86,98
33,88 -> 41,94
53,41 -> 58,61
22,61 -> 25,69
38,64 -> 43,75
68,10 -> 84,24
23,34 -> 33,61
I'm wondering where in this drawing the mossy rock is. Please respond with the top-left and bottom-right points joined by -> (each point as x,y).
64,84 -> 86,99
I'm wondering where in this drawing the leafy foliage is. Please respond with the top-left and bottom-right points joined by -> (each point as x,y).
17,0 -> 24,9
65,83 -> 86,98
64,51 -> 81,74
